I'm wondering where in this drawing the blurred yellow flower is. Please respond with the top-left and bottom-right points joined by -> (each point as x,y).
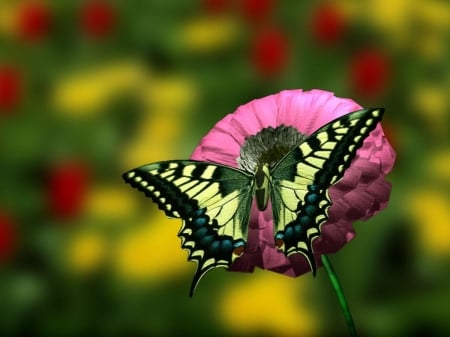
365,0 -> 413,46
121,140 -> 173,170
114,210 -> 190,281
86,184 -> 137,220
182,16 -> 239,53
0,2 -> 16,35
100,61 -> 148,93
140,112 -> 183,140
121,74 -> 197,166
67,231 -> 107,274
412,1 -> 449,60
414,0 -> 449,31
121,112 -> 183,168
53,61 -> 147,115
339,0 -> 449,56
219,271 -> 317,336
409,188 -> 450,255
144,75 -> 197,113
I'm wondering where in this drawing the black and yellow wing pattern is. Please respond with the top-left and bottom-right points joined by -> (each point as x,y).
123,108 -> 384,295
123,161 -> 254,296
270,108 -> 384,273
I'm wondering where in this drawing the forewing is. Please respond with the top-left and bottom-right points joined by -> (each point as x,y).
123,160 -> 254,296
271,108 -> 384,273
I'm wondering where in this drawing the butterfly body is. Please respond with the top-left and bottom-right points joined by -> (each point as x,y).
254,163 -> 270,211
123,108 -> 384,296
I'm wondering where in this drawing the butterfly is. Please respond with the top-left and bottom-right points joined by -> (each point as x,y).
123,108 -> 384,296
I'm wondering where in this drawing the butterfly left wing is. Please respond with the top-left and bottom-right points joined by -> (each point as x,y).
270,108 -> 384,273
123,160 -> 254,296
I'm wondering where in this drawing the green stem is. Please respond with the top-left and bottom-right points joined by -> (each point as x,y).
321,254 -> 358,337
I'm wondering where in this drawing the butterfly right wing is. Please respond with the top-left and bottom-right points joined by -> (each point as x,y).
270,108 -> 384,273
123,160 -> 254,296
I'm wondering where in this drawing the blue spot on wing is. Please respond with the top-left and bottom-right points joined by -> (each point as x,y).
275,232 -> 284,240
209,240 -> 220,254
304,204 -> 316,215
306,193 -> 318,203
194,216 -> 207,227
299,215 -> 311,226
200,235 -> 214,246
285,226 -> 294,239
220,239 -> 233,253
233,240 -> 245,248
194,209 -> 205,216
193,227 -> 208,239
308,184 -> 318,192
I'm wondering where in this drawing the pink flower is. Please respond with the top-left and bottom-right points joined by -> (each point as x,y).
191,89 -> 395,277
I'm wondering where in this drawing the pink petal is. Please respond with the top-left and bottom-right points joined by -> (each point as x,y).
276,89 -> 363,134
230,93 -> 279,139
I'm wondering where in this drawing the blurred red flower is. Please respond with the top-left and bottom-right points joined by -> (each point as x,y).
0,65 -> 22,113
240,0 -> 273,23
0,212 -> 16,263
350,49 -> 391,97
80,0 -> 116,39
16,0 -> 51,42
310,3 -> 345,46
203,0 -> 231,14
251,27 -> 289,76
47,162 -> 90,219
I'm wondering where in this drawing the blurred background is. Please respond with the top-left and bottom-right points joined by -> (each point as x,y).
0,0 -> 449,336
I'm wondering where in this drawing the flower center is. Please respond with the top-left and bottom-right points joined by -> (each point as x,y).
237,125 -> 306,173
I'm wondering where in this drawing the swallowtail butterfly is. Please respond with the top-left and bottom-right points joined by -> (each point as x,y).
123,108 -> 384,296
